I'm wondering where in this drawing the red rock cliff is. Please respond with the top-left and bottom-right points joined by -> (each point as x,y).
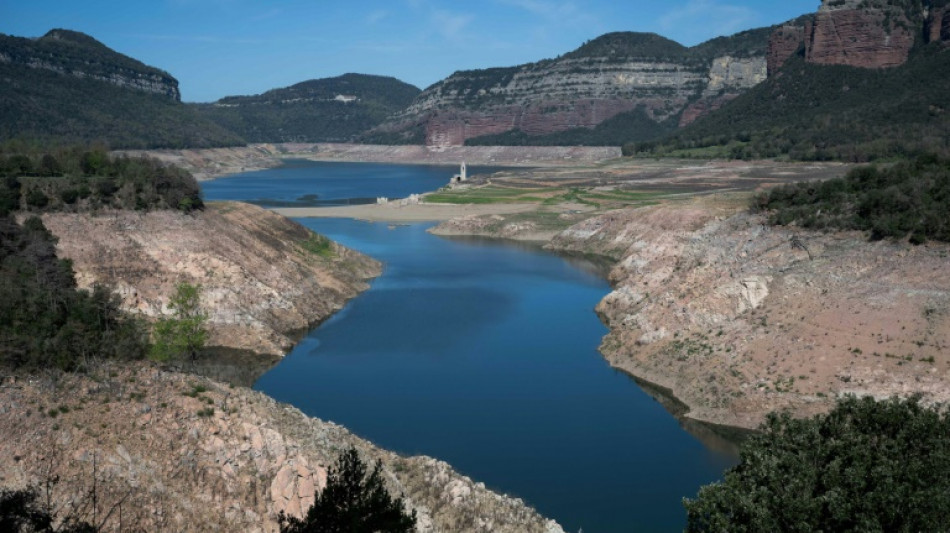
767,25 -> 806,76
767,0 -> 949,75
805,3 -> 915,68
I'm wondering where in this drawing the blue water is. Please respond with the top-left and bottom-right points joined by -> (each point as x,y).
202,160 -> 507,207
203,162 -> 737,533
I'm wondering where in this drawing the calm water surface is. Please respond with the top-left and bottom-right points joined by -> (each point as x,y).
204,162 -> 737,533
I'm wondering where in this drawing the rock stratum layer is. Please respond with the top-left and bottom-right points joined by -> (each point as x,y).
0,29 -> 180,100
767,0 -> 950,74
374,31 -> 771,146
38,202 -> 381,356
0,364 -> 563,532
548,204 -> 950,429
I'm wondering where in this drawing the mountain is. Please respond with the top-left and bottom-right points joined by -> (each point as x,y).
629,0 -> 950,161
193,74 -> 421,143
0,29 -> 243,149
368,28 -> 777,147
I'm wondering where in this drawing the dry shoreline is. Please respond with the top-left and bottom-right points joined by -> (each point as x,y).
121,143 -> 623,181
272,202 -> 538,222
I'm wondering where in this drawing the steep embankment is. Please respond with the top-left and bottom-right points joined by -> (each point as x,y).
372,30 -> 773,146
0,364 -> 563,533
37,202 -> 381,356
547,203 -> 950,429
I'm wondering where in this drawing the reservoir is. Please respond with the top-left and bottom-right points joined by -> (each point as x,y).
204,162 -> 737,532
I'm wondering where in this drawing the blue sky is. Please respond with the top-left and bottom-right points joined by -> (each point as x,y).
1,0 -> 819,102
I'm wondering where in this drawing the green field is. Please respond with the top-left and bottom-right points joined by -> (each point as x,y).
425,185 -> 667,208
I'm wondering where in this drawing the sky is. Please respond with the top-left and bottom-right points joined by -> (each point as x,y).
1,0 -> 820,103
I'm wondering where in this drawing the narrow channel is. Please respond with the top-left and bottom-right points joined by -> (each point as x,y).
203,161 -> 738,532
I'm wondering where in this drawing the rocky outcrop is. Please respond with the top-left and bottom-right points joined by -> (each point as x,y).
548,204 -> 950,429
0,364 -> 564,532
375,32 -> 769,147
804,1 -> 916,68
926,4 -> 950,43
767,0 -> 948,74
0,29 -> 180,100
767,24 -> 806,76
37,202 -> 381,356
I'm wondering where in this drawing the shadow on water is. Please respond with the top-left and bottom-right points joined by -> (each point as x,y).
435,234 -> 616,279
180,347 -> 282,388
623,371 -> 751,457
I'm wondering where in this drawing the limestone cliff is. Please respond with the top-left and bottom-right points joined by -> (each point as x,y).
767,0 -> 950,74
0,364 -> 564,532
0,29 -> 180,100
374,31 -> 771,147
38,202 -> 381,356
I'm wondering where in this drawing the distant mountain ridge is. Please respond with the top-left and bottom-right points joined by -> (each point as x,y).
368,27 -> 777,147
194,73 -> 420,143
0,29 -> 180,100
0,29 -> 242,149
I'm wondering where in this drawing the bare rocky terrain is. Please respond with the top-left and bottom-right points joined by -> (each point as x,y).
2,201 -> 566,532
550,202 -> 950,429
0,364 -> 563,533
429,160 -> 950,430
37,202 -> 381,357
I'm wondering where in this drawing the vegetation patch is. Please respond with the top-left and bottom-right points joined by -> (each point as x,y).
686,395 -> 950,532
754,155 -> 950,243
628,46 -> 950,162
0,216 -> 147,371
299,233 -> 335,258
0,144 -> 204,215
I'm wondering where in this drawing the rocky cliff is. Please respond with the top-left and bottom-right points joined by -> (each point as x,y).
767,0 -> 950,74
0,29 -> 180,100
374,31 -> 771,147
0,364 -> 563,532
37,202 -> 381,356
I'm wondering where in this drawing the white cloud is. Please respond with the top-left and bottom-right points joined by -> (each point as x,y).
658,0 -> 757,43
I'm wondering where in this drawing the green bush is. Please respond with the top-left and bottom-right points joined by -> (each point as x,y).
685,395 -> 950,532
756,155 -> 950,242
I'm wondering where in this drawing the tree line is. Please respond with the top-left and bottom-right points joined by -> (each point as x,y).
0,144 -> 203,215
753,154 -> 950,243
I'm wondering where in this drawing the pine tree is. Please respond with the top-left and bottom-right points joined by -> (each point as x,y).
279,447 -> 416,533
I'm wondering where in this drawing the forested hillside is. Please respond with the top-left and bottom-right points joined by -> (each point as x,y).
0,30 -> 244,149
195,74 -> 420,143
625,45 -> 950,161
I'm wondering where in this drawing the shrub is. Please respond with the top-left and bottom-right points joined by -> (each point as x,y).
685,395 -> 950,532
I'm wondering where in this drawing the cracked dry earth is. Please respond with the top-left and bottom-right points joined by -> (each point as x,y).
549,201 -> 950,429
0,364 -> 564,533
